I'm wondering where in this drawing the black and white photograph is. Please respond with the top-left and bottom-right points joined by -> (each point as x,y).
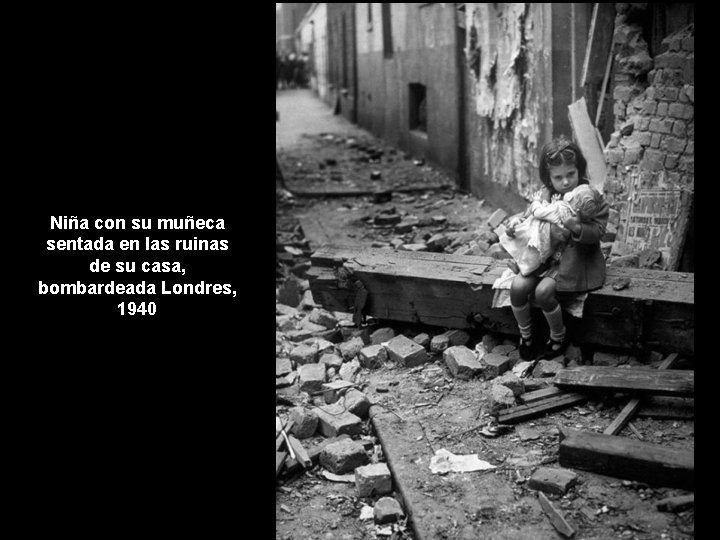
276,3 -> 694,539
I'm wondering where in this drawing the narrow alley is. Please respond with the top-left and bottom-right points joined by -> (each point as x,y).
276,4 -> 693,539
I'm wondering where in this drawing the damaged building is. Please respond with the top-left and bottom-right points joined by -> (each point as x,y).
295,2 -> 693,272
278,4 -> 695,538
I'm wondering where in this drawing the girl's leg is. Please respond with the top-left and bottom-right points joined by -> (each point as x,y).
535,277 -> 567,355
510,274 -> 538,354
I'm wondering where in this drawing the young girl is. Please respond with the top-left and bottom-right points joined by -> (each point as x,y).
506,137 -> 609,360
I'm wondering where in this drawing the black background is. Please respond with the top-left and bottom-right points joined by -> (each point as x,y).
10,10 -> 266,532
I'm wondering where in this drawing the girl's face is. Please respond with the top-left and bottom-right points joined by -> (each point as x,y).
548,163 -> 579,194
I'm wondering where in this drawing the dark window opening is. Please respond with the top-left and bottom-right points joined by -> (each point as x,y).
381,3 -> 393,58
368,3 -> 373,31
409,83 -> 427,132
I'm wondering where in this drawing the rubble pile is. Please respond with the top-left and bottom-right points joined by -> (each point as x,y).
277,132 -> 451,194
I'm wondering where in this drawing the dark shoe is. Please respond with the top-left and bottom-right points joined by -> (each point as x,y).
518,337 -> 536,361
541,336 -> 569,360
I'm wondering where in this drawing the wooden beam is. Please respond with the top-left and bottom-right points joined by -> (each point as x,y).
287,435 -> 312,469
276,451 -> 288,478
309,246 -> 694,355
554,367 -> 694,397
559,429 -> 694,490
538,492 -> 576,538
568,97 -> 607,190
518,385 -> 564,404
495,393 -> 587,424
604,353 -> 680,435
276,420 -> 295,452
636,396 -> 694,419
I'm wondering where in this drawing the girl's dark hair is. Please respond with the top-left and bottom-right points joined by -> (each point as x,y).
538,136 -> 589,193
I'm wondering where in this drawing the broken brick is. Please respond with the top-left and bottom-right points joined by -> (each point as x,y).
342,388 -> 371,419
315,403 -> 363,437
481,334 -> 499,353
487,209 -> 508,229
309,308 -> 339,329
311,338 -> 335,356
426,233 -> 451,252
340,327 -> 371,344
495,372 -> 525,397
355,463 -> 393,497
528,467 -> 578,495
491,384 -> 516,407
276,315 -> 297,332
430,333 -> 450,353
370,327 -> 395,345
385,335 -> 430,367
482,353 -> 511,379
276,304 -> 299,318
446,329 -> 470,347
374,497 -> 405,524
443,346 -> 483,380
532,359 -> 563,378
492,344 -> 517,356
339,358 -> 362,382
359,344 -> 388,369
319,353 -> 344,370
276,357 -> 293,377
339,337 -> 365,361
290,343 -> 318,365
289,407 -> 319,439
320,438 -> 369,474
298,363 -> 326,394
322,380 -> 356,404
298,319 -> 327,334
413,333 -> 431,349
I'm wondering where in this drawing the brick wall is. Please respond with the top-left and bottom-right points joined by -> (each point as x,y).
603,4 -> 693,264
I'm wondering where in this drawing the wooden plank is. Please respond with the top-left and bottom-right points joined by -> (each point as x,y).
496,393 -> 587,424
554,367 -> 694,397
604,353 -> 680,435
568,97 -> 607,190
559,429 -> 694,490
538,492 -> 576,538
276,420 -> 294,452
518,386 -> 564,404
309,247 -> 694,355
604,398 -> 643,436
276,451 -> 288,478
637,396 -> 694,419
287,435 -> 312,469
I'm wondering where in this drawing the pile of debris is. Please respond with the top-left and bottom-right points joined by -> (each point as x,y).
276,287 -> 694,536
277,132 -> 452,194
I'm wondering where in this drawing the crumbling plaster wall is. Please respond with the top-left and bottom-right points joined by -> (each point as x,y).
464,3 -> 552,207
603,4 -> 694,257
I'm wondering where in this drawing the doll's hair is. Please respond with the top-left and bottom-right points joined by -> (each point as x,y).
538,136 -> 589,193
566,184 -> 600,221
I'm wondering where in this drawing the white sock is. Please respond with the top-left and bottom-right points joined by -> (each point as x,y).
543,304 -> 566,342
511,302 -> 533,340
